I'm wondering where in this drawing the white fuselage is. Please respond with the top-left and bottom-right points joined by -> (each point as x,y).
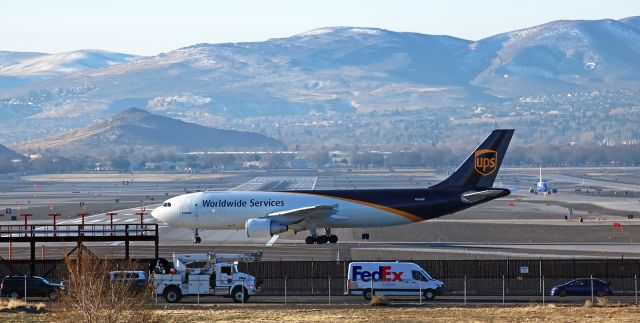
151,191 -> 414,230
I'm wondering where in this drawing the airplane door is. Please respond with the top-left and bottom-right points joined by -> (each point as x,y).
181,198 -> 193,215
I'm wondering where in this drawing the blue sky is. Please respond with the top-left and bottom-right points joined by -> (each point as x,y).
2,0 -> 639,55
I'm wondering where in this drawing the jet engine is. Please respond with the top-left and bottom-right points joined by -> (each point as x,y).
245,218 -> 288,237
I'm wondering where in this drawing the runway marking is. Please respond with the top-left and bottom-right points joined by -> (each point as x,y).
124,219 -> 136,223
266,234 -> 280,246
88,219 -> 102,223
108,241 -> 124,246
311,177 -> 317,190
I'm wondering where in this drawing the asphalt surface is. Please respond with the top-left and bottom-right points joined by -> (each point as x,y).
1,168 -> 640,260
150,295 -> 640,306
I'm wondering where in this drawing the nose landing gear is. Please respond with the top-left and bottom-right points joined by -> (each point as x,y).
192,229 -> 202,244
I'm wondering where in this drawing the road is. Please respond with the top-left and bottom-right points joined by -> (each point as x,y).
154,295 -> 639,306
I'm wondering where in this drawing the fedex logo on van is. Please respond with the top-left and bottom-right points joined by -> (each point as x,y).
352,266 -> 404,282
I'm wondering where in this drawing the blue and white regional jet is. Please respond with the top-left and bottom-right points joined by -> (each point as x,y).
152,129 -> 514,244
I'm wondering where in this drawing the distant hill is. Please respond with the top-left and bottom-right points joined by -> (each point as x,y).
16,108 -> 285,153
0,143 -> 22,159
1,17 -> 640,143
0,49 -> 139,91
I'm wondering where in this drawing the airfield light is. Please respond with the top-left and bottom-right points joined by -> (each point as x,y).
136,207 -> 147,235
106,212 -> 118,235
77,212 -> 90,229
48,213 -> 61,235
18,213 -> 32,234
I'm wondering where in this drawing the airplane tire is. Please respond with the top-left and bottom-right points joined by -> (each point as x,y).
192,236 -> 202,244
305,236 -> 315,244
329,235 -> 338,244
316,235 -> 328,244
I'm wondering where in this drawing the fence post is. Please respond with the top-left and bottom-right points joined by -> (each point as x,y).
539,260 -> 542,294
419,280 -> 422,305
463,275 -> 467,305
371,278 -> 374,300
242,279 -> 245,306
502,275 -> 505,304
590,274 -> 594,303
635,274 -> 638,305
329,276 -> 331,305
542,276 -> 545,305
24,275 -> 27,301
284,277 -> 287,305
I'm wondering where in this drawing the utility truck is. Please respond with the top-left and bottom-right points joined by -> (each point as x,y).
151,251 -> 262,303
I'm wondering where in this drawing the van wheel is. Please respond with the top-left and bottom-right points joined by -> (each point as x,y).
363,289 -> 373,301
557,289 -> 567,297
163,286 -> 182,303
423,290 -> 436,300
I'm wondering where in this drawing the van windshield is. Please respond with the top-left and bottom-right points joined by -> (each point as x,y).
420,270 -> 432,280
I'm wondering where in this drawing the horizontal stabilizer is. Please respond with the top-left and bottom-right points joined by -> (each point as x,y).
461,189 -> 510,204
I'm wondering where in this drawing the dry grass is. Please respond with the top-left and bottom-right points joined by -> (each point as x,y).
0,299 -> 46,312
153,305 -> 640,322
369,295 -> 390,306
0,304 -> 638,322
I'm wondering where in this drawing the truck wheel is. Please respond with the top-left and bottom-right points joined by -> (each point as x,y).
423,289 -> 436,300
363,289 -> 373,301
232,287 -> 249,303
163,286 -> 182,303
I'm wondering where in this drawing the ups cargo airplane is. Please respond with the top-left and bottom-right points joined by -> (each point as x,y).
152,129 -> 514,244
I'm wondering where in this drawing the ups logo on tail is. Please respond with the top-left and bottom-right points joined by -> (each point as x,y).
474,149 -> 497,176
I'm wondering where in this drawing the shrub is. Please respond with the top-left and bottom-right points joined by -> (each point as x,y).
55,256 -> 157,322
370,295 -> 390,306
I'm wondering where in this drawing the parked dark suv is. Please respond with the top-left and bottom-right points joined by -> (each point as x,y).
0,275 -> 66,300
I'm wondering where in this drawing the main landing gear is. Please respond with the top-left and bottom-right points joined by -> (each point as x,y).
305,228 -> 338,245
192,229 -> 202,244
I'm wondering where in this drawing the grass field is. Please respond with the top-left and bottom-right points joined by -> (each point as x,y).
2,304 -> 639,322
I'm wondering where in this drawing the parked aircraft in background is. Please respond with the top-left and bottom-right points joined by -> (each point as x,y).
529,166 -> 558,194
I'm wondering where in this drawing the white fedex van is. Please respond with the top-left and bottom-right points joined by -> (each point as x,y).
346,262 -> 444,300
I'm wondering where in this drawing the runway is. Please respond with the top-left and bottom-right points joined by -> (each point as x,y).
1,168 -> 639,260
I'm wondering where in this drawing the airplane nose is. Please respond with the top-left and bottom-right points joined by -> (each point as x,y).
151,208 -> 165,222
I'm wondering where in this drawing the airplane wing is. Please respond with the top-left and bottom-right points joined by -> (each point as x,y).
267,204 -> 339,221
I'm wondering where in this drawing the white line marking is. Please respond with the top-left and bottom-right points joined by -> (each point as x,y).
311,176 -> 318,190
266,234 -> 279,246
88,219 -> 102,223
124,219 -> 136,223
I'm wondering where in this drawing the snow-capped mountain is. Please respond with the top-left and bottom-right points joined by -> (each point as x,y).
0,49 -> 139,76
1,17 -> 640,143
0,49 -> 139,91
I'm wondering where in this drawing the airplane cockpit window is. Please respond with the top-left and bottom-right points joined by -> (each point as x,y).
162,202 -> 172,207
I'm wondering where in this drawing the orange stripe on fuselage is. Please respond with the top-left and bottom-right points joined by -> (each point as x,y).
288,192 -> 423,223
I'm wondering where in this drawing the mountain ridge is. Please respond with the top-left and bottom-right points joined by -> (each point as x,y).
0,17 -> 639,143
16,107 -> 285,153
